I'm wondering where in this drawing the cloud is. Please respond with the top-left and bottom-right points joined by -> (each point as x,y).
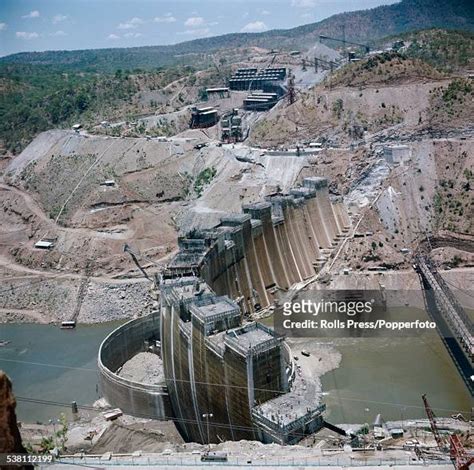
118,17 -> 144,30
181,28 -> 210,37
259,9 -> 270,16
241,21 -> 267,33
154,13 -> 176,23
107,33 -> 120,40
52,14 -> 68,24
0,23 -> 7,31
291,0 -> 316,7
22,10 -> 40,19
50,30 -> 67,37
184,16 -> 204,27
124,32 -> 143,38
16,31 -> 39,39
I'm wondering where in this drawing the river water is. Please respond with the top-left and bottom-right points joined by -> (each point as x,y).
0,317 -> 471,425
0,322 -> 122,423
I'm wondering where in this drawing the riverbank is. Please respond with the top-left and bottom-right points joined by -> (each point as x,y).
1,268 -> 472,325
0,276 -> 155,324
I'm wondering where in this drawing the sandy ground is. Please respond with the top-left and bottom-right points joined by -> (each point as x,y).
118,352 -> 164,385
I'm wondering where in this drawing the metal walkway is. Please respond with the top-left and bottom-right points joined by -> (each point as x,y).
414,255 -> 473,396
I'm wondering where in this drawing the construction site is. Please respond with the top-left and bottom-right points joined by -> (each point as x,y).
0,8 -> 473,469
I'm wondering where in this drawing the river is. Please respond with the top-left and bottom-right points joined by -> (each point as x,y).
0,321 -> 123,423
0,316 -> 471,425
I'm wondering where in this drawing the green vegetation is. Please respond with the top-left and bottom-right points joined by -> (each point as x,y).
326,51 -> 443,88
398,29 -> 474,71
24,413 -> 68,454
432,157 -> 472,233
428,78 -> 474,127
441,79 -> 472,103
332,98 -> 344,119
0,64 -> 195,154
194,167 -> 217,197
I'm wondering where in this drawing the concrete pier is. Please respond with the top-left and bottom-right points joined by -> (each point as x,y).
166,178 -> 350,314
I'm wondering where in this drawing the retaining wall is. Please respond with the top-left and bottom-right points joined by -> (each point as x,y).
97,312 -> 172,419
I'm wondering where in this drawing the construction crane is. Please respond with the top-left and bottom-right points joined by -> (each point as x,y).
422,394 -> 474,470
123,243 -> 159,284
421,394 -> 446,451
319,34 -> 370,54
303,57 -> 337,73
450,434 -> 474,470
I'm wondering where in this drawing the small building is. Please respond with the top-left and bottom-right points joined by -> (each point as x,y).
243,92 -> 279,111
389,427 -> 404,438
229,68 -> 287,91
206,87 -> 230,99
190,106 -> 219,128
383,145 -> 411,165
221,110 -> 243,142
34,240 -> 55,250
100,180 -> 116,187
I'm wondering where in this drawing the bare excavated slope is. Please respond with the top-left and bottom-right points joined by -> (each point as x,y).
0,127 -> 328,323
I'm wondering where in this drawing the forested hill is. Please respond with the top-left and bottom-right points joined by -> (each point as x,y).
1,0 -> 472,72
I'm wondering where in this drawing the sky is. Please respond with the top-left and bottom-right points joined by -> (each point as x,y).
0,0 -> 399,57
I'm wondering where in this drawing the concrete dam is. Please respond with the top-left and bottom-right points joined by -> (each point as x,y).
167,177 -> 350,314
98,176 -> 350,445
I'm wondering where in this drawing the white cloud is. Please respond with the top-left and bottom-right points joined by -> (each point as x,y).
241,21 -> 267,33
184,16 -> 204,27
50,30 -> 67,37
0,23 -> 7,31
22,10 -> 40,19
154,13 -> 176,23
124,32 -> 143,38
107,33 -> 120,40
181,28 -> 210,36
16,31 -> 39,39
291,0 -> 316,7
118,17 -> 144,30
260,9 -> 270,16
52,14 -> 68,24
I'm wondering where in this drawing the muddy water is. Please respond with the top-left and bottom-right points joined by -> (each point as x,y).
320,335 -> 472,425
0,321 -> 123,423
0,313 -> 471,425
263,307 -> 472,425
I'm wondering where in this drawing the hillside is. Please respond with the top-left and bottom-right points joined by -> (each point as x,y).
1,0 -> 472,72
376,28 -> 474,71
325,51 -> 445,88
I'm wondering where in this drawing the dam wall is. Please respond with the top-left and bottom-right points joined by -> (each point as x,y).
167,177 -> 350,313
160,276 -> 325,445
97,312 -> 172,420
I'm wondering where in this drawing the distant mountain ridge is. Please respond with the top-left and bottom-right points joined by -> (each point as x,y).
1,0 -> 473,72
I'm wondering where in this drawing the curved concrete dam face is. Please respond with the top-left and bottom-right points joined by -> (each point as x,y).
97,312 -> 172,420
166,177 -> 350,314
